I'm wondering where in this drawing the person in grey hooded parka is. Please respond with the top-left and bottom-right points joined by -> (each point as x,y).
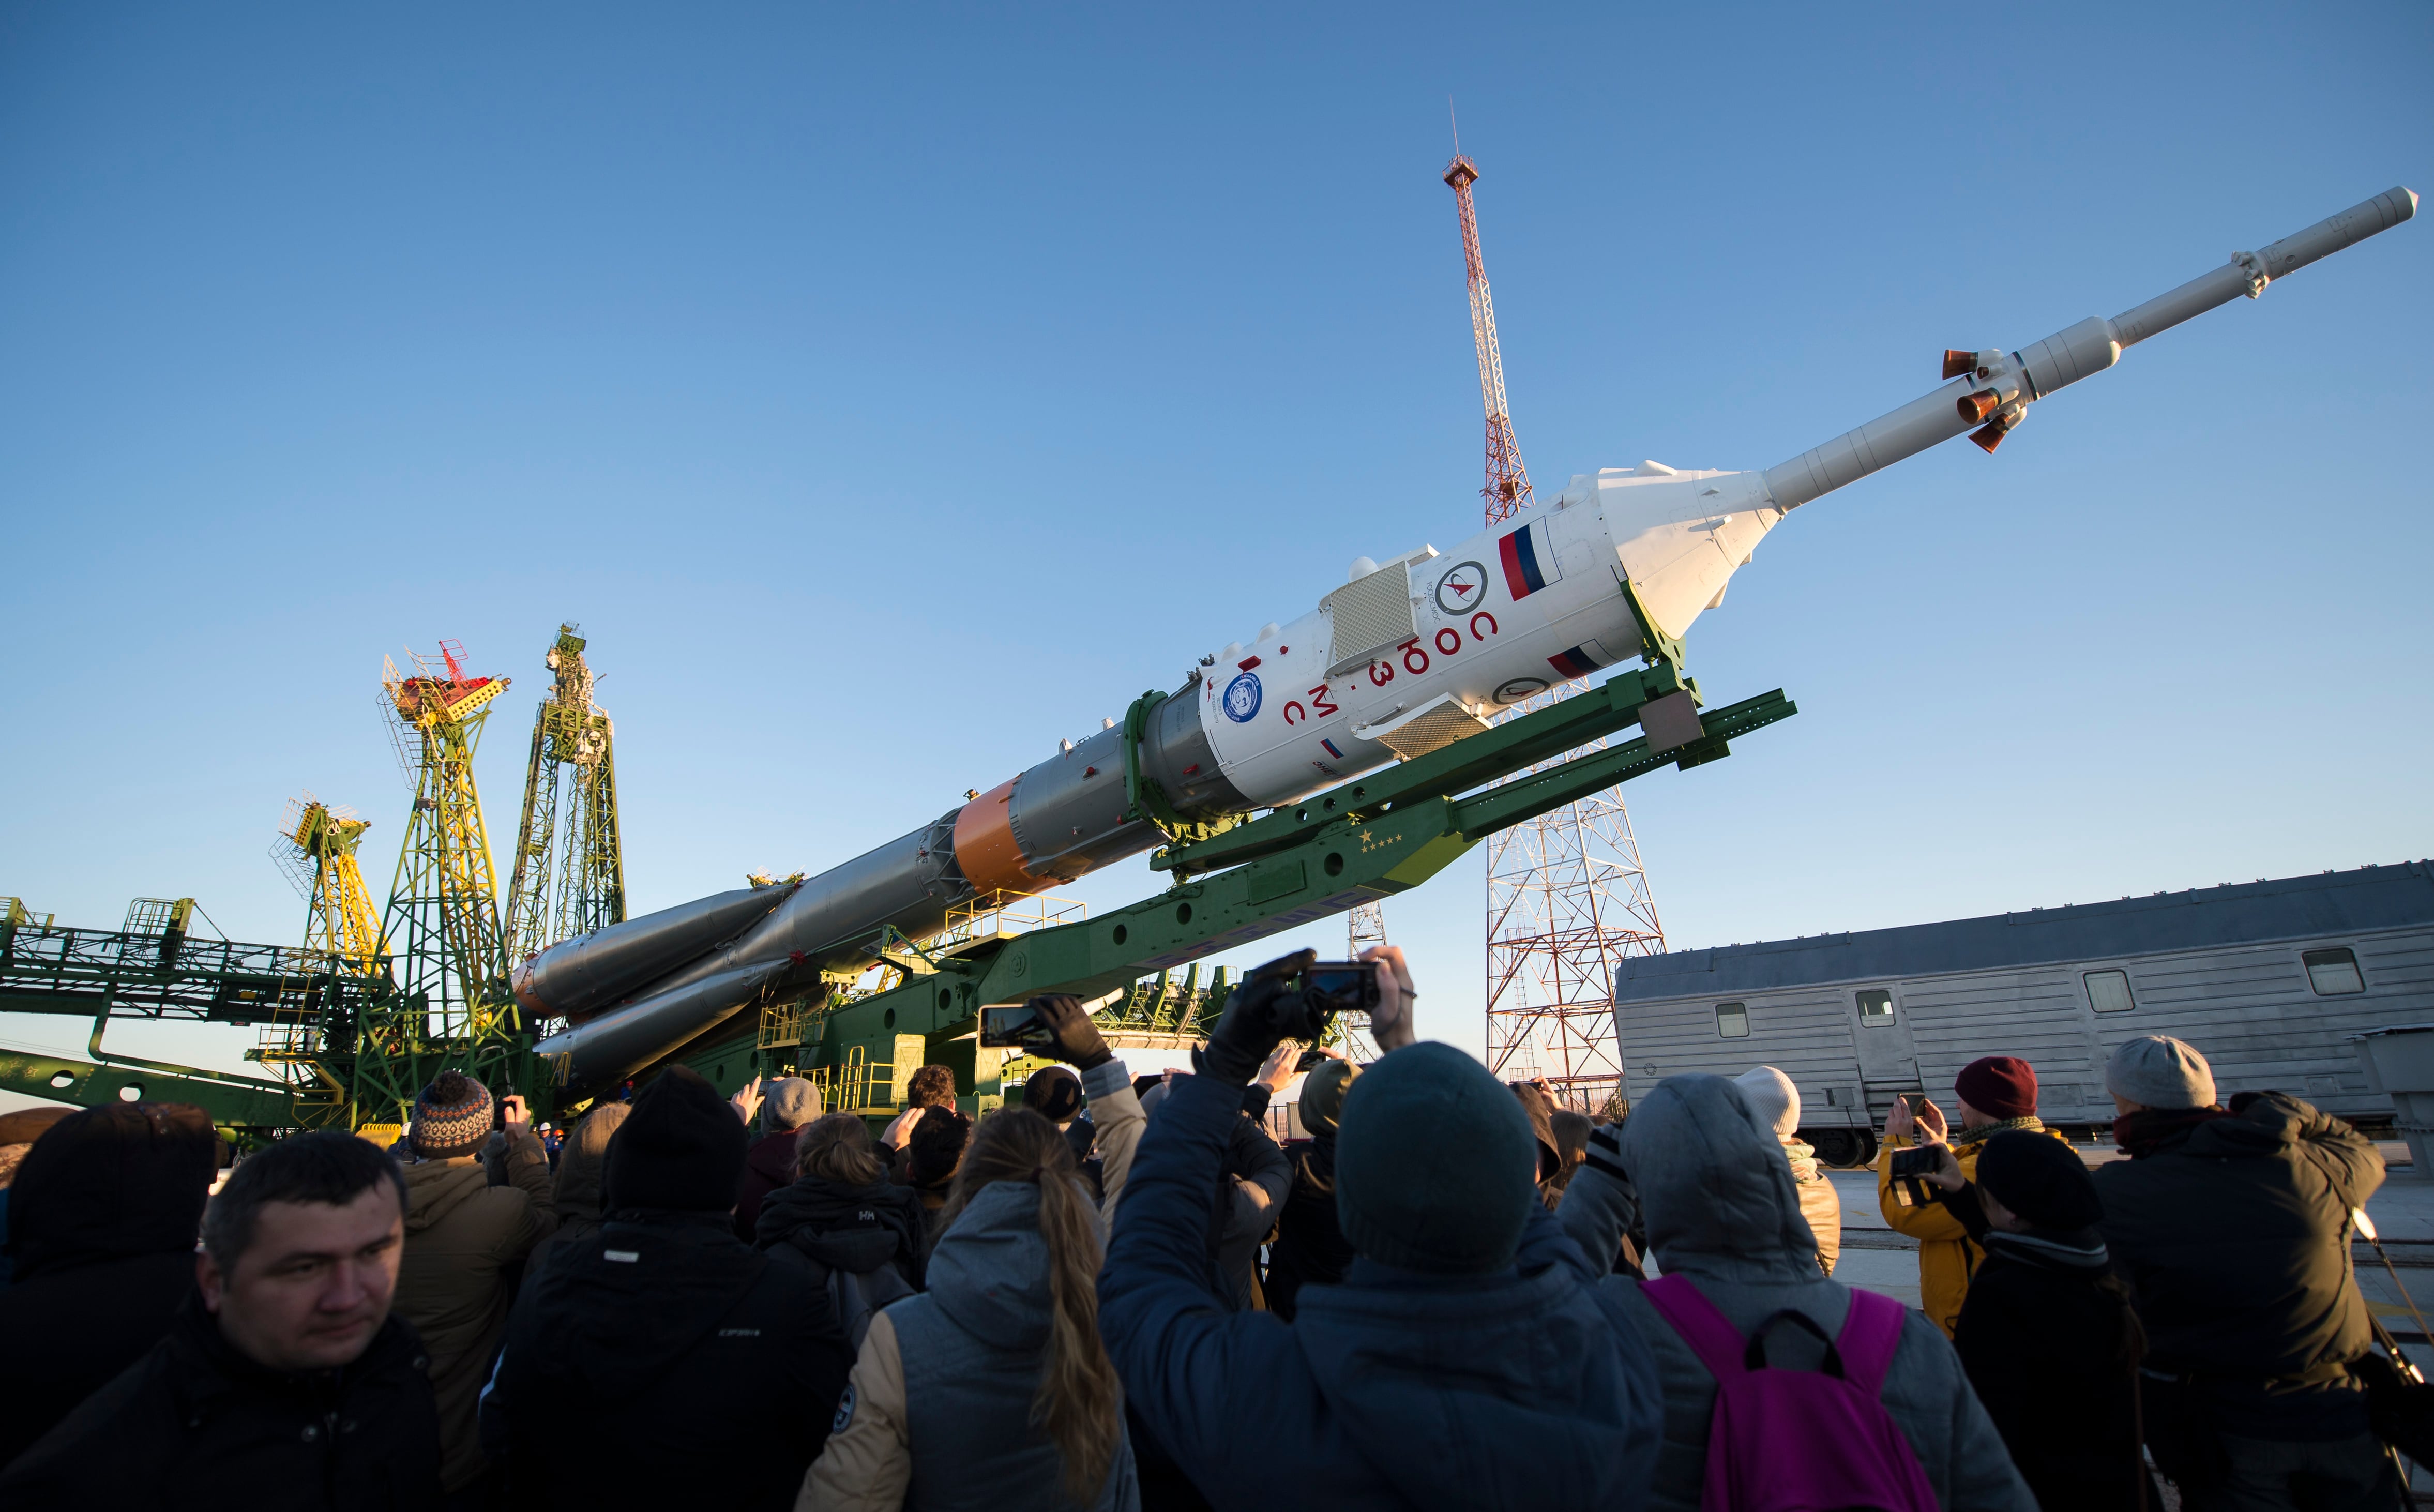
1560,1073 -> 2036,1512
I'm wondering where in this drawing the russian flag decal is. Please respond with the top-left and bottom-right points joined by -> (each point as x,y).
1496,519 -> 1562,599
1320,737 -> 1344,759
1547,639 -> 1617,679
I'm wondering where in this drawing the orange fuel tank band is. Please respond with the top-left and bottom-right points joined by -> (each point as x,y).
951,777 -> 1047,896
512,960 -> 549,1018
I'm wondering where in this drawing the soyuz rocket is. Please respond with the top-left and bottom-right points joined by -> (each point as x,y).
524,186 -> 2418,1093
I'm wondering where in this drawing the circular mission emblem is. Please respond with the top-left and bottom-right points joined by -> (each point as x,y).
1222,671 -> 1263,723
1493,676 -> 1550,704
1434,560 -> 1490,615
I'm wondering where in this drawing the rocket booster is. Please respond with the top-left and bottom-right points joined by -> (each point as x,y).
527,186 -> 2416,1092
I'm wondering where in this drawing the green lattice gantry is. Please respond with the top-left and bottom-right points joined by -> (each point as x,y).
504,625 -> 625,967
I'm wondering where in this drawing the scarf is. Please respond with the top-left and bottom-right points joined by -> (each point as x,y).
2114,1105 -> 2230,1158
1779,1136 -> 1824,1185
1953,1114 -> 2045,1147
1986,1226 -> 2111,1271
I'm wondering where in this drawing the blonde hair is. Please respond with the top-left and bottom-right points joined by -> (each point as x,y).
794,1112 -> 885,1186
938,1109 -> 1120,1504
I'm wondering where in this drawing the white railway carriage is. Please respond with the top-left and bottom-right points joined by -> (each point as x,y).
1611,863 -> 2434,1167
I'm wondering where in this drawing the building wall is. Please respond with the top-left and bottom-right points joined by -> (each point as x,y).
1616,921 -> 2434,1132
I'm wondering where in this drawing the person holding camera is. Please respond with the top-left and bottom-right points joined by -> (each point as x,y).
2094,1036 -> 2395,1512
1096,946 -> 1665,1509
1873,1056 -> 2060,1337
802,1099 -> 1136,1512
1006,991 -> 1151,1224
1263,1054 -> 1360,1322
393,1073 -> 556,1498
1906,1127 -> 2155,1510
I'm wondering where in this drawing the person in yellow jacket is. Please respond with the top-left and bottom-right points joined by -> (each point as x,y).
1875,1055 -> 2063,1336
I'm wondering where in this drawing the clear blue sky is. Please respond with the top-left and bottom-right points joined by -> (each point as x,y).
3,3 -> 2428,1087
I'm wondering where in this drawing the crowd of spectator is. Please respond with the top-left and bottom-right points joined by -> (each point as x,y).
0,940 -> 2413,1511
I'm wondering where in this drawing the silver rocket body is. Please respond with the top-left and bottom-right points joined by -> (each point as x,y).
526,187 -> 2418,1093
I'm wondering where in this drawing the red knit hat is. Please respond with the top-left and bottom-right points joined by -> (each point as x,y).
1954,1056 -> 2038,1120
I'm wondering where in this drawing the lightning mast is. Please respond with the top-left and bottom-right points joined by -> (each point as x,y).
1449,150 -> 1666,1116
1446,155 -> 1534,524
504,625 -> 625,970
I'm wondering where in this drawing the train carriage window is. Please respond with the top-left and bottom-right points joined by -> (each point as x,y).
2302,948 -> 2365,996
1715,1002 -> 1749,1039
1855,989 -> 1895,1026
2085,970 -> 2135,1014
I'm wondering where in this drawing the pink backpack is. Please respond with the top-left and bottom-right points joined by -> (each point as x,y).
1642,1275 -> 1939,1512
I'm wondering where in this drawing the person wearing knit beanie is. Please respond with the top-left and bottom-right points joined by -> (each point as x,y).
734,1077 -> 824,1241
485,1062 -> 857,1504
397,1068 -> 555,1492
1877,1052 -> 2065,1337
410,1071 -> 493,1159
2087,1037 -> 2394,1504
1953,1056 -> 2038,1122
606,1064 -> 750,1212
1096,945 -> 1661,1510
1949,1130 -> 2152,1510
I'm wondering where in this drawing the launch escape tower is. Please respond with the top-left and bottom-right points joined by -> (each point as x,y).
377,642 -> 523,1103
504,625 -> 626,969
1449,152 -> 1666,1117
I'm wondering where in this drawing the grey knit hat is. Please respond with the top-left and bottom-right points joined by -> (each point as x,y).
2105,1035 -> 2216,1111
762,1077 -> 822,1132
1335,1042 -> 1536,1275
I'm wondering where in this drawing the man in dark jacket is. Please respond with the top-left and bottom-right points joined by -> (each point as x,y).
2094,1034 -> 2396,1511
481,1065 -> 854,1510
1098,948 -> 1665,1510
0,1129 -> 441,1508
0,1101 -> 218,1469
1942,1129 -> 2156,1510
734,1075 -> 822,1239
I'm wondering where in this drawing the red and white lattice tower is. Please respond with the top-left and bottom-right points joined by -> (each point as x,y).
1448,153 -> 1667,1116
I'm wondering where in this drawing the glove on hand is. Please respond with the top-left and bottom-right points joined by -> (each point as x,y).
1029,993 -> 1113,1069
1198,949 -> 1318,1085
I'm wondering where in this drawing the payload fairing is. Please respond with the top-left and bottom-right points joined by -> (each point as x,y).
524,187 -> 2417,1092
